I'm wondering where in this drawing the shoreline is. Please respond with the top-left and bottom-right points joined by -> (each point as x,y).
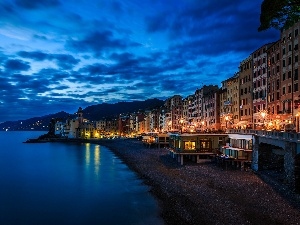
26,137 -> 300,224
91,138 -> 300,225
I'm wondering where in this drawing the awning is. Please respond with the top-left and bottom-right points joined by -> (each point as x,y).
228,134 -> 254,141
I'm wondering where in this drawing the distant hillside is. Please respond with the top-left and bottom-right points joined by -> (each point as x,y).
83,98 -> 165,120
0,111 -> 71,131
0,98 -> 165,131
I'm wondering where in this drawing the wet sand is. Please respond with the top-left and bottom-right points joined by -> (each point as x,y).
92,138 -> 300,225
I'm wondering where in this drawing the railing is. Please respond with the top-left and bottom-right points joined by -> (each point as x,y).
227,129 -> 300,142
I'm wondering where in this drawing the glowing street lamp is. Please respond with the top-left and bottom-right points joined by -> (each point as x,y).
201,120 -> 205,132
179,118 -> 184,133
225,116 -> 229,129
168,121 -> 172,131
260,110 -> 268,128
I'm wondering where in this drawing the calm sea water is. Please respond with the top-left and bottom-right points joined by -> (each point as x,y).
0,131 -> 164,225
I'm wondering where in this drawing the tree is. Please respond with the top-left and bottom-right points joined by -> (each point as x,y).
258,0 -> 300,31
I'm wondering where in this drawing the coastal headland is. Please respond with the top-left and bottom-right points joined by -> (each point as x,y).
26,137 -> 300,224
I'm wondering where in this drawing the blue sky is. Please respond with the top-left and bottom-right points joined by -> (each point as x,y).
0,0 -> 279,122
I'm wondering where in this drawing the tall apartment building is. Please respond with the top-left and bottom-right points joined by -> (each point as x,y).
202,85 -> 220,131
225,73 -> 240,127
239,56 -> 253,129
267,40 -> 282,130
219,80 -> 228,130
193,88 -> 202,123
281,21 -> 300,131
164,95 -> 183,131
252,44 -> 271,128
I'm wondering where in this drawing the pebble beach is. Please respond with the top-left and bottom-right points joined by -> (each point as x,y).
93,138 -> 300,225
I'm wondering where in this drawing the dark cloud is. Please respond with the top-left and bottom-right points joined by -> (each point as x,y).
17,51 -> 80,69
18,51 -> 48,61
145,0 -> 278,56
4,59 -> 30,71
66,31 -> 141,54
15,0 -> 60,9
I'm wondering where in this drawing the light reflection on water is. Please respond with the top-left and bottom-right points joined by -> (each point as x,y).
0,131 -> 164,225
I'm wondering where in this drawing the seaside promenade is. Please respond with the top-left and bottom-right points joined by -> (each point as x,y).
89,138 -> 300,225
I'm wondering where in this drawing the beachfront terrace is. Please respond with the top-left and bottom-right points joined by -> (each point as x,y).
167,133 -> 228,165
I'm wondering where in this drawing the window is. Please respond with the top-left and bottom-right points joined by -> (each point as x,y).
288,85 -> 292,93
296,55 -> 299,63
276,53 -> 280,61
294,83 -> 299,92
296,29 -> 299,37
199,141 -> 210,150
277,92 -> 280,100
283,86 -> 286,95
283,59 -> 286,67
295,44 -> 299,50
184,141 -> 196,150
283,48 -> 286,55
288,57 -> 292,65
283,73 -> 286,81
288,71 -> 292,79
289,44 -> 292,51
295,69 -> 298,81
277,65 -> 280,73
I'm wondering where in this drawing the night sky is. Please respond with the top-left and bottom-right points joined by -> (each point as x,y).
0,0 -> 279,122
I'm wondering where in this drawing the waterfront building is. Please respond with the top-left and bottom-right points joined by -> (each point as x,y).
118,114 -> 130,136
95,120 -> 106,132
165,95 -> 183,131
193,88 -> 202,123
281,21 -> 300,131
168,133 -> 228,165
157,107 -> 169,132
252,44 -> 272,129
239,56 -> 253,129
136,112 -> 146,134
107,119 -> 118,134
267,40 -> 282,130
149,108 -> 160,132
202,85 -> 220,131
182,95 -> 194,132
220,133 -> 253,170
224,74 -> 240,128
67,119 -> 79,138
219,81 -> 228,130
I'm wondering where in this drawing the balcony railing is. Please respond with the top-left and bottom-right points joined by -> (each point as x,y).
227,129 -> 300,142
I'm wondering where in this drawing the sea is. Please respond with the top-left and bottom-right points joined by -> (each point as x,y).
0,131 -> 164,225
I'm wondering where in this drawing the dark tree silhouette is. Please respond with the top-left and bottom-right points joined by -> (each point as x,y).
258,0 -> 300,31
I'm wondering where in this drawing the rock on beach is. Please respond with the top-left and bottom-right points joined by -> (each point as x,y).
94,138 -> 300,225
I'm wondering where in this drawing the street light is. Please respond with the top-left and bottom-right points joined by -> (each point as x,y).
201,120 -> 205,132
179,118 -> 184,133
225,116 -> 229,129
260,110 -> 267,129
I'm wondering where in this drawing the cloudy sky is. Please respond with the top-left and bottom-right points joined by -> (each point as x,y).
0,0 -> 279,122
